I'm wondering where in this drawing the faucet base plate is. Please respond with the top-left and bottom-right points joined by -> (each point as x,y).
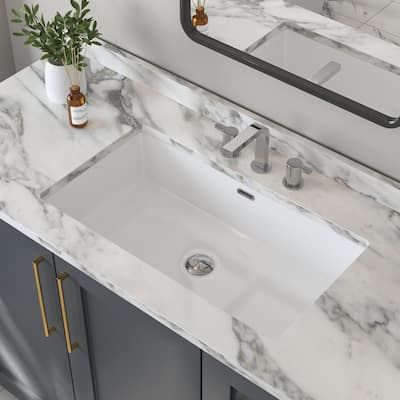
282,177 -> 304,190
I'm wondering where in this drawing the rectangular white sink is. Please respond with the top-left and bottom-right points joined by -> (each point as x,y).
47,131 -> 367,339
247,23 -> 400,116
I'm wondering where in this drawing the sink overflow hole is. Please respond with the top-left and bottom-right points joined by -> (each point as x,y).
185,254 -> 215,277
237,188 -> 255,201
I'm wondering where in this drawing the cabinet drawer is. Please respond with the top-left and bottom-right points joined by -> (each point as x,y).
55,256 -> 201,400
0,219 -> 75,400
202,353 -> 277,400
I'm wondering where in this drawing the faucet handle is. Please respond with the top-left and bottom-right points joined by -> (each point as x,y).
214,123 -> 239,146
283,158 -> 312,190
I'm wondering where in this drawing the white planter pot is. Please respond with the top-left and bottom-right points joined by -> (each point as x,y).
45,61 -> 87,104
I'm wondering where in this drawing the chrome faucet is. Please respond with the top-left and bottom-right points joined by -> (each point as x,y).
220,123 -> 270,173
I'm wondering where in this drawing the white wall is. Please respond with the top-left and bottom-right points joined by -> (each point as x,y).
0,0 -> 14,81
5,0 -> 400,180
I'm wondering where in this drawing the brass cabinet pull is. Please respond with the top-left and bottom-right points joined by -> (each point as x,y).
56,272 -> 79,354
32,256 -> 56,337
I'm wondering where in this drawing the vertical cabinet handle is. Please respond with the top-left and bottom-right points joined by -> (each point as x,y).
56,272 -> 79,354
32,256 -> 56,337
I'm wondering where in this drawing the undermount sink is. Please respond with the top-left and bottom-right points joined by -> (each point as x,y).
247,23 -> 400,116
47,130 -> 367,339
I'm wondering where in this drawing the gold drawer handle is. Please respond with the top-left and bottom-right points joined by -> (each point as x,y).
56,272 -> 79,354
32,256 -> 56,337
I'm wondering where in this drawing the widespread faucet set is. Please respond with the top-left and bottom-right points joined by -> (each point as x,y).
218,123 -> 312,190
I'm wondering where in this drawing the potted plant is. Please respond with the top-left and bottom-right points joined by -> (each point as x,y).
11,0 -> 102,104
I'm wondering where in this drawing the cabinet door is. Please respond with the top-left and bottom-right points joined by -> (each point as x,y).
202,353 -> 278,400
0,220 -> 75,400
54,256 -> 201,400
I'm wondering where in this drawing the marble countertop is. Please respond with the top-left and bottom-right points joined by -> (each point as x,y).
202,0 -> 400,75
1,44 -> 400,400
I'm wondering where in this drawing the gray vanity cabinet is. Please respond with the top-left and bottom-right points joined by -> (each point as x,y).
54,256 -> 201,400
0,217 -> 273,400
202,353 -> 278,400
0,220 -> 75,400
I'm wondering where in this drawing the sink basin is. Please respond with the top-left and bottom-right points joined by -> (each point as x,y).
47,130 -> 367,339
247,23 -> 400,116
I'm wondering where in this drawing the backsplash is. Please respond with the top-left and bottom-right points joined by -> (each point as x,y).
0,0 -> 14,80
323,0 -> 400,45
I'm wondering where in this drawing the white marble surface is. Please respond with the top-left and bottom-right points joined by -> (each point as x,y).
0,44 -> 400,400
322,0 -> 400,46
201,0 -> 400,75
323,0 -> 391,23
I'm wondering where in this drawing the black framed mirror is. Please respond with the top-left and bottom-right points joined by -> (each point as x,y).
180,0 -> 400,128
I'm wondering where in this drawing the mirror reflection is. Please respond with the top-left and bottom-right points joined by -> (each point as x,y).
191,0 -> 400,117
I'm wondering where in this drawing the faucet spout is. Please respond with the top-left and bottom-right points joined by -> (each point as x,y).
221,125 -> 259,158
251,128 -> 270,173
220,123 -> 270,173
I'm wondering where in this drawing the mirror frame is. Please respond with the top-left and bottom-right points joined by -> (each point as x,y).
180,0 -> 400,129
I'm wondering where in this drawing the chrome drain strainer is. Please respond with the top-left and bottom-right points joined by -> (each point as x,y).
185,254 -> 215,276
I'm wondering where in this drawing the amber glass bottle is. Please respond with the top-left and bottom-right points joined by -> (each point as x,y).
67,85 -> 88,128
192,6 -> 208,33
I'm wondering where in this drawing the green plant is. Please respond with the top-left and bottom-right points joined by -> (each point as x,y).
192,0 -> 207,8
11,0 -> 102,71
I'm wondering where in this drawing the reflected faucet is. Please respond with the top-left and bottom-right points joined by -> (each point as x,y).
220,123 -> 270,173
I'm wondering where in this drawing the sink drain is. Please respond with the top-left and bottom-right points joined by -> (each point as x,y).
185,254 -> 215,277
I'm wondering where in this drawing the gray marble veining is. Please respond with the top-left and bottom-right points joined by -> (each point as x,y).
322,0 -> 400,47
0,44 -> 399,400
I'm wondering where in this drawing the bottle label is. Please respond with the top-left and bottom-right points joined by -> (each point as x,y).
70,104 -> 88,125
